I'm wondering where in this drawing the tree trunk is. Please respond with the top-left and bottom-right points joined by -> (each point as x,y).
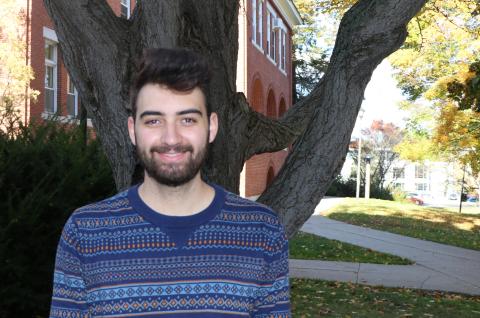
43,0 -> 427,237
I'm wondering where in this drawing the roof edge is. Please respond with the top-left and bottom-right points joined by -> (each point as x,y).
272,0 -> 303,28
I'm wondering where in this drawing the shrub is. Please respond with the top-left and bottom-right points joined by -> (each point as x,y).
326,177 -> 356,197
326,177 -> 394,200
0,120 -> 116,318
392,187 -> 408,203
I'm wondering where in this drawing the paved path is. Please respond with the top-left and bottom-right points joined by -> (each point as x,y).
289,198 -> 480,295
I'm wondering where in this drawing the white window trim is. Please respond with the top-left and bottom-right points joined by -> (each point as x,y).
43,27 -> 58,42
252,41 -> 264,53
279,28 -> 287,73
41,112 -> 93,128
44,39 -> 57,114
257,0 -> 263,48
251,0 -> 256,44
266,7 -> 276,61
67,74 -> 79,117
120,0 -> 131,19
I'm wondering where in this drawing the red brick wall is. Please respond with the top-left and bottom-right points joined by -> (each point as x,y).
29,0 -> 133,121
244,0 -> 294,196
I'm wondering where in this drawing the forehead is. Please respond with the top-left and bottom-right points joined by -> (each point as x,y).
136,84 -> 206,116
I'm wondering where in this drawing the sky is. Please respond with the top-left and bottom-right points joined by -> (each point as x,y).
351,60 -> 408,138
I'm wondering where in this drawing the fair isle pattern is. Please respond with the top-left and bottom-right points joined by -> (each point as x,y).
50,185 -> 290,317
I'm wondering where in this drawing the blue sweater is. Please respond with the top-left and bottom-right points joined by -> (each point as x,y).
49,184 -> 290,317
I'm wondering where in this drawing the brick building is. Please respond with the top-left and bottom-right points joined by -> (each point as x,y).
8,0 -> 301,197
238,0 -> 301,196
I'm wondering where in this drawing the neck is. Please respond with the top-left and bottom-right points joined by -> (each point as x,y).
138,173 -> 215,216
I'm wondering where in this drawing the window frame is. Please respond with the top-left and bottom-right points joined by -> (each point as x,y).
44,40 -> 57,114
279,25 -> 287,73
415,183 -> 428,191
415,165 -> 427,179
67,74 -> 79,118
266,5 -> 277,64
393,167 -> 405,179
120,0 -> 130,19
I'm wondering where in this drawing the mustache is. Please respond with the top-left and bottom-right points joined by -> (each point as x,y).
150,144 -> 194,153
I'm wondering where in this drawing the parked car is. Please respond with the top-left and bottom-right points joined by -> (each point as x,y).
406,193 -> 424,205
448,193 -> 458,200
466,197 -> 478,203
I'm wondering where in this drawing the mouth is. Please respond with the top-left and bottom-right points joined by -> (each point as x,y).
155,151 -> 188,162
150,144 -> 194,163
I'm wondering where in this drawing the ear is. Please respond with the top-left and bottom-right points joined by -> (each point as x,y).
128,116 -> 136,146
208,112 -> 218,143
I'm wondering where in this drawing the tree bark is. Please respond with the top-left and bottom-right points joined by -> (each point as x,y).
44,0 -> 427,237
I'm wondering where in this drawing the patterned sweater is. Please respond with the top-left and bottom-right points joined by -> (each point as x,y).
49,184 -> 290,317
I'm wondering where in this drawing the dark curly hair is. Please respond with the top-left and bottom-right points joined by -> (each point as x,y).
129,48 -> 212,119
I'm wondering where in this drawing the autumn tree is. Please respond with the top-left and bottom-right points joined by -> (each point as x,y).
358,120 -> 402,191
43,0 -> 427,236
0,0 -> 39,136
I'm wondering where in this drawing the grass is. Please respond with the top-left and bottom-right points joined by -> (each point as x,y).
289,231 -> 412,265
323,198 -> 480,250
291,278 -> 480,317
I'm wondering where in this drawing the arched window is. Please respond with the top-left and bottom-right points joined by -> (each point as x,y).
266,89 -> 276,118
279,97 -> 286,118
251,78 -> 263,113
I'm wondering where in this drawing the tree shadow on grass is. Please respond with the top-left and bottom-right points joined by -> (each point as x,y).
328,212 -> 480,251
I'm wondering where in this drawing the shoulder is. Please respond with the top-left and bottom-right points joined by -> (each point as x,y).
72,189 -> 130,217
217,186 -> 284,231
67,189 -> 134,231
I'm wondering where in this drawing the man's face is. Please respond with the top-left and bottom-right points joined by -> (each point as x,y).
128,84 -> 218,187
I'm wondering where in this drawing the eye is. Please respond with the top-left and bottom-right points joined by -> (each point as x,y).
144,118 -> 161,126
181,117 -> 197,125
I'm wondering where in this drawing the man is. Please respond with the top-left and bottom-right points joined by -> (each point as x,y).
49,48 -> 290,317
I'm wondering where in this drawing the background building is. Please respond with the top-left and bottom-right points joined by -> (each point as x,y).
6,0 -> 300,197
237,0 -> 301,197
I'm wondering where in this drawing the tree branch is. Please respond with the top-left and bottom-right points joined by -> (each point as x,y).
258,0 -> 428,237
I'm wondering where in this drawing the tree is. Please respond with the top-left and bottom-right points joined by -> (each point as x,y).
0,0 -> 39,136
292,0 -> 330,102
360,120 -> 402,190
393,100 -> 439,162
43,0 -> 427,237
432,61 -> 480,200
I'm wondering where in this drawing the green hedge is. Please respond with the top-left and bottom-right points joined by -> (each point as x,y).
326,177 -> 393,200
0,121 -> 116,317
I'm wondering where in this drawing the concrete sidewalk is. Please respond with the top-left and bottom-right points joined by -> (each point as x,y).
290,213 -> 480,295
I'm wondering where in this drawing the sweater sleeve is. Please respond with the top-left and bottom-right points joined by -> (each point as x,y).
49,215 -> 89,318
253,223 -> 291,318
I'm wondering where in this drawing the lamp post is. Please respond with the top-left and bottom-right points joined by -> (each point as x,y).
365,155 -> 371,199
459,162 -> 466,214
355,108 -> 365,199
457,148 -> 473,213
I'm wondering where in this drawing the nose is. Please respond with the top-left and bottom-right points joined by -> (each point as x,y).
161,122 -> 181,145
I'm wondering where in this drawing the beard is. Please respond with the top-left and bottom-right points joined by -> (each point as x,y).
137,139 -> 208,187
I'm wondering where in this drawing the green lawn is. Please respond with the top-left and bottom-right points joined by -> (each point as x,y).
291,279 -> 480,317
290,231 -> 412,265
323,198 -> 480,250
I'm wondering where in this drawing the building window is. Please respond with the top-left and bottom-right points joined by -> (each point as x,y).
393,168 -> 405,179
393,183 -> 404,190
67,74 -> 78,117
252,0 -> 256,43
257,0 -> 263,48
266,6 -> 277,62
252,0 -> 263,49
415,165 -> 426,179
415,183 -> 428,191
44,41 -> 57,113
279,29 -> 286,72
120,0 -> 130,19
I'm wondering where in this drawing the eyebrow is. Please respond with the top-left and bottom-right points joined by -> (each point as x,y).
139,108 -> 203,119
